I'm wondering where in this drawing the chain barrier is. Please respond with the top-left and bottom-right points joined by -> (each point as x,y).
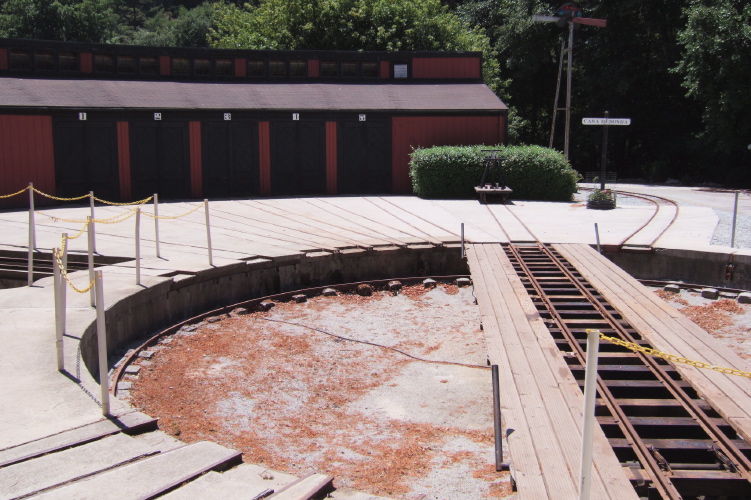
53,247 -> 95,294
0,185 -> 30,199
93,195 -> 153,206
141,202 -> 204,220
598,332 -> 751,379
31,187 -> 90,202
36,208 -> 139,225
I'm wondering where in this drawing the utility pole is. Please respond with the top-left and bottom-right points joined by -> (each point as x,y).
532,3 -> 606,161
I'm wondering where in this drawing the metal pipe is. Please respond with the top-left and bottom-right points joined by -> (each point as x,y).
135,208 -> 141,286
89,191 -> 96,254
154,193 -> 161,258
205,199 -> 213,266
461,223 -> 466,259
27,182 -> 35,286
579,329 -> 601,500
594,223 -> 601,254
564,21 -> 574,160
61,233 -> 68,332
492,364 -> 503,471
600,111 -> 609,191
87,216 -> 95,307
731,191 -> 739,248
95,270 -> 110,416
53,249 -> 64,371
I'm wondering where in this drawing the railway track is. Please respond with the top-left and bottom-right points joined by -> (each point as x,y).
616,190 -> 680,248
505,242 -> 751,500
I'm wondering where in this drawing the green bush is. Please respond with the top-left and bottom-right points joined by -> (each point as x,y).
409,145 -> 579,201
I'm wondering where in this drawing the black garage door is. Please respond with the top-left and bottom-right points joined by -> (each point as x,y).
337,120 -> 391,195
53,120 -> 119,201
201,121 -> 259,198
270,121 -> 326,196
130,121 -> 190,200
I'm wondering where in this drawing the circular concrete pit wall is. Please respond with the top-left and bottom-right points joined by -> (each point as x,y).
605,247 -> 751,290
80,244 -> 750,378
80,244 -> 467,377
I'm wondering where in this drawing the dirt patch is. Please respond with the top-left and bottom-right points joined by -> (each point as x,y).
653,288 -> 751,359
128,284 -> 513,499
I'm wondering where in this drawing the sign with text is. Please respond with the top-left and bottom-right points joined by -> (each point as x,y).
582,117 -> 631,125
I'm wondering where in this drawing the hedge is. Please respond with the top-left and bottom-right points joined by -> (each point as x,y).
409,145 -> 579,201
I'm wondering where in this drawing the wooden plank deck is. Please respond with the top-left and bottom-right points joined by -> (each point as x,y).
466,243 -> 637,500
556,243 -> 751,444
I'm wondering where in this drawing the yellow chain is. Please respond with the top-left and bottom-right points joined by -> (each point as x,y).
597,332 -> 751,379
32,187 -> 90,202
31,187 -> 152,206
0,185 -> 30,199
36,208 -> 138,224
66,219 -> 90,240
141,202 -> 204,220
93,195 -> 153,206
52,248 -> 95,294
92,210 -> 138,225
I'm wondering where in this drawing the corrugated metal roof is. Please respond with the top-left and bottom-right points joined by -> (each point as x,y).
0,78 -> 506,112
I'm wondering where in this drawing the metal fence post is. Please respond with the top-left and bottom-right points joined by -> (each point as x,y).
153,193 -> 161,258
89,191 -> 96,254
52,249 -> 64,372
579,329 -> 601,500
491,364 -> 511,472
461,223 -> 466,259
594,223 -> 601,254
61,233 -> 68,324
87,216 -> 95,307
27,183 -> 35,286
95,270 -> 110,416
205,199 -> 213,266
135,208 -> 141,286
731,191 -> 740,248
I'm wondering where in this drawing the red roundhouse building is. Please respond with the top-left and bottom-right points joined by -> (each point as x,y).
0,38 -> 508,207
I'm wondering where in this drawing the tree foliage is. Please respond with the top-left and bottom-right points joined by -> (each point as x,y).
0,0 -> 118,42
675,0 -> 751,163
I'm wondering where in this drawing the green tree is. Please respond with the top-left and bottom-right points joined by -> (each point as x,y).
121,2 -> 216,46
209,0 -> 504,94
675,0 -> 751,181
0,0 -> 117,42
460,0 -> 708,182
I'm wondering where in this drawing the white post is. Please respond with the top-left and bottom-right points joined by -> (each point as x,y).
27,183 -> 35,286
461,223 -> 466,259
135,208 -> 141,286
205,199 -> 213,266
594,223 -> 601,254
94,270 -> 110,416
29,182 -> 36,249
731,191 -> 740,248
61,233 -> 68,325
52,249 -> 64,371
579,329 -> 601,500
89,191 -> 96,254
87,216 -> 95,307
153,193 -> 161,259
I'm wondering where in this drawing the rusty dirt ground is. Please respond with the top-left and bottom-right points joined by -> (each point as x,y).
127,283 -> 516,499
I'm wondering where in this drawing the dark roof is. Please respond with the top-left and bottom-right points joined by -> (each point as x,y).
0,78 -> 506,112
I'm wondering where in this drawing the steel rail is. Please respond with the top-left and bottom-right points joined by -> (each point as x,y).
506,243 -> 681,499
506,242 -> 751,499
539,244 -> 751,481
616,191 -> 680,247
579,187 -> 680,248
